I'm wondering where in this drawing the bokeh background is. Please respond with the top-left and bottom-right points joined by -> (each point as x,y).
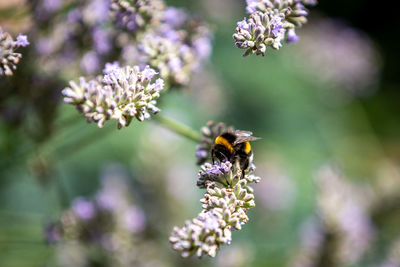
1,0 -> 400,266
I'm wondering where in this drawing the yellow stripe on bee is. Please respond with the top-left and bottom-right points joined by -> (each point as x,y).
215,136 -> 234,153
244,141 -> 251,154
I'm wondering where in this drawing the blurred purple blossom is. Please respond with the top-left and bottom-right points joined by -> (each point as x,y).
72,197 -> 95,220
36,37 -> 54,56
92,28 -> 111,54
196,150 -> 208,159
168,57 -> 182,73
161,28 -> 181,42
44,223 -> 61,244
315,165 -> 375,265
245,0 -> 259,14
67,8 -> 82,23
42,0 -> 62,12
81,51 -> 100,75
163,7 -> 187,27
86,0 -> 110,24
124,205 -> 146,233
293,18 -> 381,95
286,29 -> 299,43
193,37 -> 212,60
255,163 -> 295,211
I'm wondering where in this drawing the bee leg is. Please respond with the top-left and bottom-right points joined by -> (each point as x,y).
242,158 -> 249,172
211,148 -> 216,164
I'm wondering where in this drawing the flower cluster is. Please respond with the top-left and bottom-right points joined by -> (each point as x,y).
34,0 -> 116,76
291,165 -> 375,266
233,0 -> 316,56
45,168 -> 147,266
33,0 -> 212,88
292,18 -> 381,95
62,64 -> 164,129
315,166 -> 375,265
195,121 -> 235,165
135,6 -> 212,87
110,0 -> 165,34
0,28 -> 29,76
169,160 -> 261,258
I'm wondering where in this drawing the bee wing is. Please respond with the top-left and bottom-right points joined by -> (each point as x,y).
233,135 -> 261,145
233,130 -> 253,136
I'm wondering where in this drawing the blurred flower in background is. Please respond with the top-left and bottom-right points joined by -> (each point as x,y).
254,161 -> 295,211
292,17 -> 382,97
46,164 -> 160,267
315,165 -> 375,265
215,243 -> 255,267
291,165 -> 376,266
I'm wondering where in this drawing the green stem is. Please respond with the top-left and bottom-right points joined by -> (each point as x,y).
153,114 -> 201,143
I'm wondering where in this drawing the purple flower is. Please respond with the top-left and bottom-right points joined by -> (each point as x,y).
142,65 -> 158,80
163,7 -> 187,27
193,37 -> 212,60
220,161 -> 232,173
246,0 -> 259,14
124,206 -> 146,233
36,38 -> 54,56
271,16 -> 284,37
196,150 -> 208,159
103,61 -> 120,75
103,67 -> 122,85
88,0 -> 110,24
15,34 -> 29,47
72,197 -> 95,220
162,28 -> 181,42
42,0 -> 62,12
168,57 -> 182,72
154,78 -> 164,91
203,161 -> 232,177
81,51 -> 100,75
286,29 -> 299,43
93,28 -> 111,54
44,223 -> 61,244
237,18 -> 250,31
179,44 -> 191,55
67,9 -> 82,23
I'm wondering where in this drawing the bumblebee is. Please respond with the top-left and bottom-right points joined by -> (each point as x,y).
211,130 -> 260,171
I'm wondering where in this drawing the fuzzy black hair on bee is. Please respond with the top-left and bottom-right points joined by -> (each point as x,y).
211,130 -> 260,171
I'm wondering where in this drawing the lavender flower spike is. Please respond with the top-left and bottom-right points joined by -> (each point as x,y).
110,0 -> 165,34
169,160 -> 261,258
62,64 -> 165,129
233,0 -> 316,56
0,28 -> 29,76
